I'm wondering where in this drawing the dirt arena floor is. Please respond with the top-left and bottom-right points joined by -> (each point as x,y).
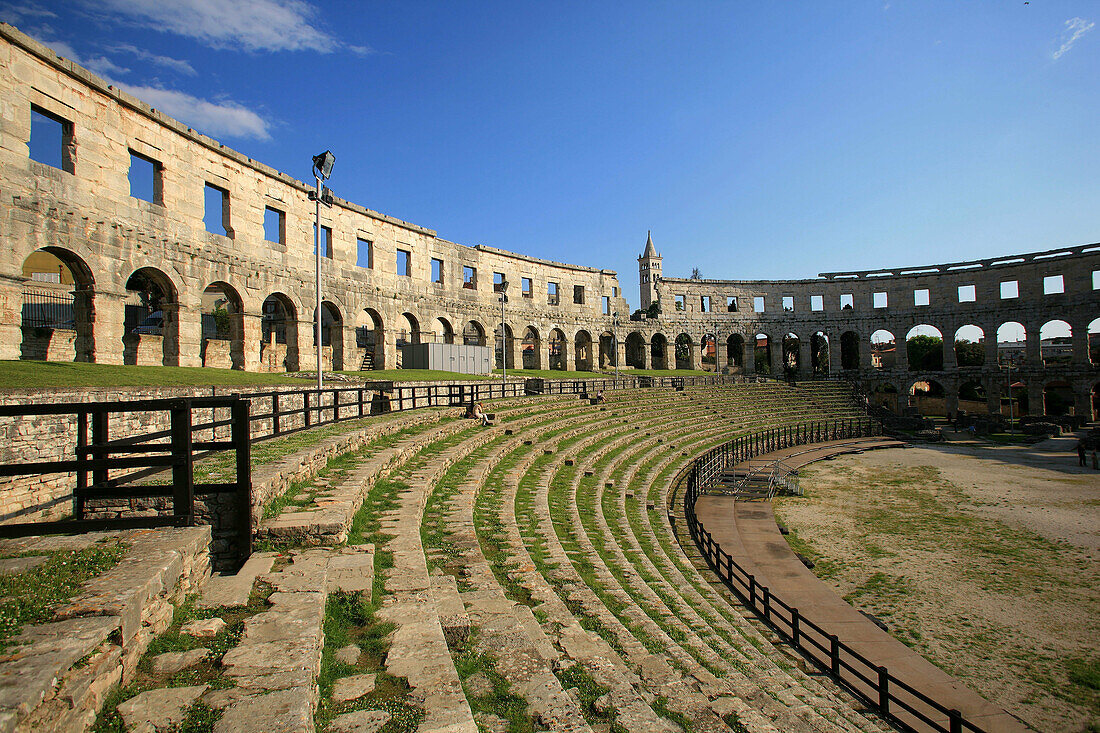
773,439 -> 1100,733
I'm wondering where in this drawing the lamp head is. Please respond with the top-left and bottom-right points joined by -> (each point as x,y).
312,150 -> 336,180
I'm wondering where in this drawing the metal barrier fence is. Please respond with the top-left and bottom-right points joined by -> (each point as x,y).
682,419 -> 988,733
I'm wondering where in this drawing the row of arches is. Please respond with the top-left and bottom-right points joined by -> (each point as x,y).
869,378 -> 1100,421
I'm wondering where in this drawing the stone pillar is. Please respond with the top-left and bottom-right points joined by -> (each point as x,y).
986,380 -> 1002,415
770,338 -> 783,376
1074,383 -> 1091,420
342,320 -> 359,373
944,384 -> 959,416
92,290 -> 127,365
942,333 -> 957,371
683,341 -> 698,370
174,303 -> 202,368
615,338 -> 626,370
1072,321 -> 1090,367
984,332 -> 999,368
713,335 -> 725,372
799,339 -> 812,378
828,334 -> 841,375
1027,379 -> 1045,416
0,276 -> 23,362
560,341 -> 574,371
895,336 -> 909,371
506,334 -> 521,371
1025,326 -> 1041,367
743,335 -> 755,374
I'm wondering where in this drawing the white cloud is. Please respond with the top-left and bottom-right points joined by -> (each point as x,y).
0,3 -> 57,23
38,38 -> 130,77
108,43 -> 197,76
91,0 -> 372,54
1053,17 -> 1094,60
120,84 -> 271,140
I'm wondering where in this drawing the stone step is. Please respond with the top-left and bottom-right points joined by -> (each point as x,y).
198,551 -> 276,609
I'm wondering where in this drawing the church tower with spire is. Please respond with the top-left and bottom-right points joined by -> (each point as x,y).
638,230 -> 662,311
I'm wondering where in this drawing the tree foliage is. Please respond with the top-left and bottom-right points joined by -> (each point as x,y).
906,335 -> 943,371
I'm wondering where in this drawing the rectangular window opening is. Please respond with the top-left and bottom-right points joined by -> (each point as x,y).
203,183 -> 232,238
548,281 -> 559,305
700,296 -> 711,312
29,106 -> 74,173
1093,271 -> 1100,290
602,296 -> 611,315
958,284 -> 976,303
753,296 -> 765,313
782,296 -> 794,312
431,258 -> 443,284
1000,280 -> 1018,299
522,277 -> 532,298
128,150 -> 162,204
397,249 -> 411,276
727,296 -> 738,312
1043,274 -> 1064,295
464,266 -> 477,290
840,293 -> 854,310
356,238 -> 373,269
264,206 -> 285,244
810,295 -> 824,312
873,291 -> 888,309
314,224 -> 333,258
493,271 -> 506,293
675,295 -> 685,311
914,288 -> 930,306
573,285 -> 585,305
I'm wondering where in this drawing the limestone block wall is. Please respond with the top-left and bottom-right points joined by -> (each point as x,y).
0,23 -> 628,375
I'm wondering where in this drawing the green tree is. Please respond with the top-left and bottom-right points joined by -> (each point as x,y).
906,335 -> 943,371
954,339 -> 984,367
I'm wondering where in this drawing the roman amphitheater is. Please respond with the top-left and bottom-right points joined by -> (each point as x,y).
0,22 -> 1095,733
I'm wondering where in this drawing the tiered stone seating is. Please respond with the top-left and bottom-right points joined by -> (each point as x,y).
88,383 -> 892,732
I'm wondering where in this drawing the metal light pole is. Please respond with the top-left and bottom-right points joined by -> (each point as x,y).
309,151 -> 335,392
1000,354 -> 1020,434
499,281 -> 508,389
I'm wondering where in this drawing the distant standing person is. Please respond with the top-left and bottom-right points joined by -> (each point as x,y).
1078,441 -> 1087,467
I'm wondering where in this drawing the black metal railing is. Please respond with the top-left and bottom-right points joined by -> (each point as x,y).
0,396 -> 252,562
681,418 -> 988,733
21,288 -> 75,329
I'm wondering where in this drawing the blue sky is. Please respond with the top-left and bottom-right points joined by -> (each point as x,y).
4,1 -> 1098,311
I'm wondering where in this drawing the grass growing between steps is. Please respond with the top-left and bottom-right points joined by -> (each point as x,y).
473,445 -> 538,608
0,538 -> 128,651
553,664 -> 625,733
315,590 -> 422,733
452,629 -> 543,732
91,582 -> 275,733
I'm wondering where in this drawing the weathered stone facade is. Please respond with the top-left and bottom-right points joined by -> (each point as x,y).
0,24 -> 628,375
636,239 -> 1100,418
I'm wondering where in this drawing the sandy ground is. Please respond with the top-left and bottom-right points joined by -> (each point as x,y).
774,439 -> 1100,733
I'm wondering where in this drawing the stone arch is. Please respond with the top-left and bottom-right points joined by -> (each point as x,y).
700,332 -> 717,371
598,331 -> 616,369
906,324 -> 943,371
674,333 -> 694,370
494,322 -> 516,369
463,320 -> 486,347
308,301 -> 344,371
261,293 -> 298,371
1088,318 -> 1100,366
436,316 -> 455,345
401,312 -> 421,346
548,328 -> 567,370
625,331 -> 646,369
958,378 -> 987,413
782,333 -> 800,378
996,321 -> 1026,365
650,333 -> 668,370
726,333 -> 744,370
811,331 -> 829,375
909,378 -> 948,416
355,307 -> 384,370
753,333 -> 771,375
201,281 -> 244,370
871,382 -> 899,412
954,324 -> 985,367
522,326 -> 542,370
1043,379 -> 1074,417
1039,320 -> 1072,366
19,246 -> 95,363
574,329 -> 593,371
840,331 -> 860,370
870,329 -> 896,369
123,267 -> 179,366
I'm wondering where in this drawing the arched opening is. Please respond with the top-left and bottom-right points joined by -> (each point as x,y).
996,322 -> 1026,366
753,333 -> 771,375
958,379 -> 987,413
309,302 -> 344,371
261,293 -> 298,372
726,334 -> 744,370
598,331 -> 616,369
782,333 -> 800,378
700,333 -> 716,370
20,247 -> 94,362
625,332 -> 646,369
463,320 -> 486,347
870,330 -> 896,369
840,331 -> 860,370
1088,318 -> 1100,366
548,328 -> 567,370
401,312 -> 421,347
811,331 -> 829,375
123,267 -> 178,366
522,326 -> 542,370
1004,380 -> 1028,419
574,330 -> 593,371
650,333 -> 668,370
906,325 -> 943,371
1040,320 -> 1073,366
1043,380 -> 1074,417
494,323 -> 515,369
954,325 -> 985,367
1092,383 -> 1100,421
355,308 -> 384,370
871,383 -> 899,412
201,282 -> 244,370
909,379 -> 947,416
436,317 -> 455,345
674,333 -> 694,370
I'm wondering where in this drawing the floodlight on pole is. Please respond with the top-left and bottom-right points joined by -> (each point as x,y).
310,150 -> 335,392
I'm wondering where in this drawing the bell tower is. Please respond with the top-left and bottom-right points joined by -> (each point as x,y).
638,230 -> 662,311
